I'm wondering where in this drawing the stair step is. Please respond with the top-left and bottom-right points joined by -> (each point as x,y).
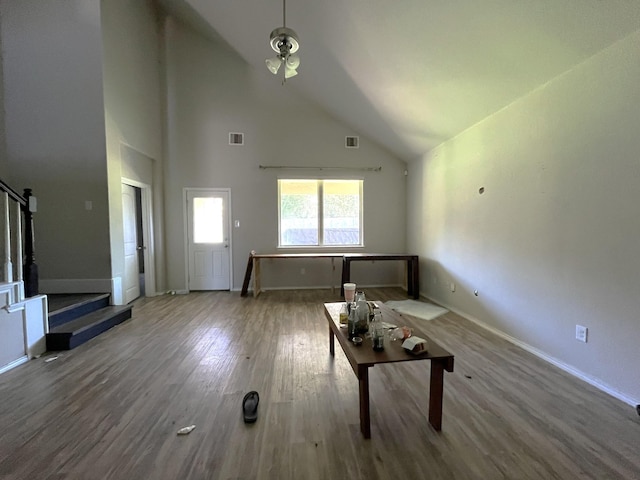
48,293 -> 110,329
46,305 -> 133,351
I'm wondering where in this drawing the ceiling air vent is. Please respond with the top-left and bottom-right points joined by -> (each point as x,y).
345,136 -> 359,148
229,132 -> 244,145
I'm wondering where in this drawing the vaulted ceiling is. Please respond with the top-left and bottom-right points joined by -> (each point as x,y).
159,0 -> 640,162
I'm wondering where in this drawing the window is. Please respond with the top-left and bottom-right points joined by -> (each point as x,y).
278,179 -> 363,247
193,197 -> 224,243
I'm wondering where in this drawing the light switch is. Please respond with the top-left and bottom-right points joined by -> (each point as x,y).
85,200 -> 93,211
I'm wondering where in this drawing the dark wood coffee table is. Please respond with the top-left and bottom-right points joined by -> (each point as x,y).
324,301 -> 454,438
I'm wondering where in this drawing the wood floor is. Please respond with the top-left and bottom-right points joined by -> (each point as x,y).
0,288 -> 639,479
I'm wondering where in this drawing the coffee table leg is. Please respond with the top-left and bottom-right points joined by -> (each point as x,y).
429,359 -> 445,431
329,327 -> 335,356
358,365 -> 371,438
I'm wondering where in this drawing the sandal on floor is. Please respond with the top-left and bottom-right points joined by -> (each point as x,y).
242,391 -> 259,423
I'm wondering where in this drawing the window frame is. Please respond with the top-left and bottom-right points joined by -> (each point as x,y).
277,178 -> 364,248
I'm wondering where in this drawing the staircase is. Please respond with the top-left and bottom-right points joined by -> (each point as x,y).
46,294 -> 133,350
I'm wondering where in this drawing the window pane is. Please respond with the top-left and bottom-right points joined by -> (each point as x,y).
323,180 -> 361,245
193,197 -> 223,243
279,180 -> 318,245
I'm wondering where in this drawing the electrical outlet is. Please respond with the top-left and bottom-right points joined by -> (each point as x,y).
300,268 -> 305,275
575,325 -> 588,343
450,282 -> 456,292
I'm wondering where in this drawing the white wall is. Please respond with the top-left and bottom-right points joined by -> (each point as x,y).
408,30 -> 640,404
164,17 -> 408,292
0,0 -> 111,288
0,25 -> 6,179
101,0 -> 165,300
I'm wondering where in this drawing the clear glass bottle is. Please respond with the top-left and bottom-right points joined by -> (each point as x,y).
371,308 -> 384,351
355,292 -> 370,334
339,302 -> 348,325
347,302 -> 357,340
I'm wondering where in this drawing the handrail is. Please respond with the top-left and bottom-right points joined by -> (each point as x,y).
0,178 -> 27,206
1,178 -> 37,297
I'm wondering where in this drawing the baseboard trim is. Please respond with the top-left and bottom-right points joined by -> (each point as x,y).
423,294 -> 639,408
0,355 -> 28,375
244,283 -> 403,293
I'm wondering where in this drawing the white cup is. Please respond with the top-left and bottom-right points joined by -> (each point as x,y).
343,283 -> 356,302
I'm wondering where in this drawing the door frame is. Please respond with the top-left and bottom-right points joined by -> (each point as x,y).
183,187 -> 233,293
122,178 -> 156,297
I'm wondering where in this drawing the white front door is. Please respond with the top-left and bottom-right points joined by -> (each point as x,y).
186,189 -> 231,290
122,183 -> 141,303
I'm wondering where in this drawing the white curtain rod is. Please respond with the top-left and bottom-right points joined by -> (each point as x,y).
259,165 -> 382,172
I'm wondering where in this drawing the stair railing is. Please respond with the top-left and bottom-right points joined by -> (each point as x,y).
0,178 -> 38,299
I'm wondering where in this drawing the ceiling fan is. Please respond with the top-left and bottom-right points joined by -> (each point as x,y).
265,0 -> 300,81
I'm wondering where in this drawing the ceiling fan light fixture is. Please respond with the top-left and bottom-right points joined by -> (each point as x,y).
286,53 -> 300,70
265,56 -> 282,74
265,0 -> 300,82
269,27 -> 299,56
284,53 -> 299,78
284,65 -> 298,79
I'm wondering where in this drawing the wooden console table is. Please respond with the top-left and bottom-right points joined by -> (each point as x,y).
324,301 -> 454,438
240,251 -> 420,298
241,252 -> 343,297
340,254 -> 419,299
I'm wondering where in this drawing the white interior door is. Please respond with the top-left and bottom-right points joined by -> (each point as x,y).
122,183 -> 141,303
186,189 -> 231,290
